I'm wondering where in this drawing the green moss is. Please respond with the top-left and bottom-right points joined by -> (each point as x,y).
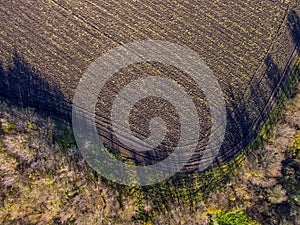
0,140 -> 4,151
27,122 -> 37,131
214,210 -> 259,225
52,121 -> 76,150
291,130 -> 300,159
3,121 -> 16,134
292,193 -> 300,205
135,199 -> 147,221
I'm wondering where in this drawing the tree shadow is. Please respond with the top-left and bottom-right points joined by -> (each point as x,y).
287,9 -> 300,54
222,52 -> 290,161
0,54 -> 71,121
221,19 -> 299,163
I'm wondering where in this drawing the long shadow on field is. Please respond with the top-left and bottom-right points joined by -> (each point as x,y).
220,54 -> 279,163
221,87 -> 252,162
227,9 -> 300,164
0,54 -> 71,121
221,50 -> 292,164
288,9 -> 300,54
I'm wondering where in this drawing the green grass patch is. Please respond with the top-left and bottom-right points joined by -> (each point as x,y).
52,121 -> 77,151
214,210 -> 259,225
3,121 -> 16,134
